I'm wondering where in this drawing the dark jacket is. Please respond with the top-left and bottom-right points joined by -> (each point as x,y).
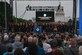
25,45 -> 45,55
64,46 -> 78,55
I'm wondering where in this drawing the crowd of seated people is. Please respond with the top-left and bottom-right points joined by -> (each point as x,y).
0,31 -> 81,55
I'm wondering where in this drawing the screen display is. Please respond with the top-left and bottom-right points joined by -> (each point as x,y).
36,11 -> 54,22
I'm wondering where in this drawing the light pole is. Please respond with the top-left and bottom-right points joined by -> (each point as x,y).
4,0 -> 7,32
15,0 -> 17,23
73,0 -> 77,35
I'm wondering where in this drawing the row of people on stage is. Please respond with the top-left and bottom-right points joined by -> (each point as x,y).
8,23 -> 73,33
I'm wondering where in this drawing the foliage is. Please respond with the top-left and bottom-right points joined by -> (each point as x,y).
0,1 -> 32,28
12,16 -> 32,23
68,19 -> 79,29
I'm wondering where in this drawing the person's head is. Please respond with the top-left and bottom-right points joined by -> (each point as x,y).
55,34 -> 62,47
3,34 -> 9,41
55,34 -> 61,40
23,34 -> 27,39
50,39 -> 58,48
42,37 -> 46,42
66,36 -> 71,41
60,33 -> 65,40
33,37 -> 38,45
78,36 -> 82,43
70,38 -> 77,47
27,36 -> 33,43
14,48 -> 25,55
65,32 -> 69,35
42,36 -> 48,43
15,34 -> 21,42
79,46 -> 82,55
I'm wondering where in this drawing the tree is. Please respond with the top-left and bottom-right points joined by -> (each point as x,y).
12,16 -> 31,23
68,19 -> 73,25
0,2 -> 13,28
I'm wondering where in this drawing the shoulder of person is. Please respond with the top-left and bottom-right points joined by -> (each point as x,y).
3,52 -> 7,55
79,46 -> 82,49
79,46 -> 82,51
23,47 -> 27,52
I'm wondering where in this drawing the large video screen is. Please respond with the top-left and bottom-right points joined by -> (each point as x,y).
36,11 -> 54,22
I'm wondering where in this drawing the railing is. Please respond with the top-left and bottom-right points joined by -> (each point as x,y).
13,0 -> 72,1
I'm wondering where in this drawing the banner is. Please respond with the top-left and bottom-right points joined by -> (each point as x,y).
34,26 -> 42,34
79,0 -> 82,36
